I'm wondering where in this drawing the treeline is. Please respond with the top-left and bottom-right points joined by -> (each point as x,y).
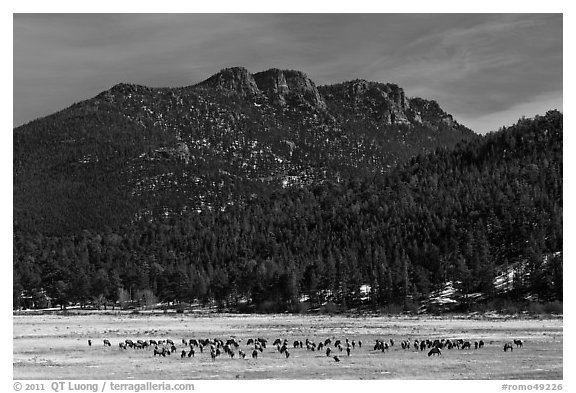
13,111 -> 563,311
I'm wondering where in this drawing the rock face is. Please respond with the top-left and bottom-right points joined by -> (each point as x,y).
253,68 -> 290,105
281,70 -> 326,110
319,79 -> 412,125
201,67 -> 327,110
196,67 -> 260,96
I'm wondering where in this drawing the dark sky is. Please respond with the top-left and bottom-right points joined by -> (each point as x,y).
13,13 -> 563,133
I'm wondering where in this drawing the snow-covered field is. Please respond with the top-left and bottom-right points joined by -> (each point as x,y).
13,312 -> 562,380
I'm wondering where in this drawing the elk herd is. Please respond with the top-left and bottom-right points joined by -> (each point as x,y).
89,335 -> 525,361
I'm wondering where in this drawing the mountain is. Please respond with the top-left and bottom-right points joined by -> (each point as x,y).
14,67 -> 475,235
13,108 -> 562,312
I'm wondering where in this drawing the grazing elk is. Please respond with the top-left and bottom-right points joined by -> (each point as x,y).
333,356 -> 340,362
461,341 -> 471,350
326,347 -> 332,357
119,342 -> 127,350
154,347 -> 167,357
514,339 -> 523,348
428,347 -> 441,356
324,338 -> 331,346
285,350 -> 290,359
293,340 -> 300,349
103,339 -> 111,346
181,350 -> 187,358
239,349 -> 246,359
479,340 -> 485,349
188,348 -> 195,358
257,338 -> 267,348
503,343 -> 514,352
252,349 -> 258,359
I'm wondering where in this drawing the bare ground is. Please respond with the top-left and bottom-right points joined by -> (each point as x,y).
12,312 -> 562,380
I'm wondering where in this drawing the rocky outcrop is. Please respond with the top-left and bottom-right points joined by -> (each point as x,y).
319,80 -> 411,125
253,68 -> 290,105
196,67 -> 260,96
254,68 -> 327,110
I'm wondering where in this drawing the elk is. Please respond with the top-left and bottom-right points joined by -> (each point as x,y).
428,347 -> 441,356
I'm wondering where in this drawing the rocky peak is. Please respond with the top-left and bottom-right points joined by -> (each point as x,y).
98,83 -> 151,102
254,68 -> 326,110
253,68 -> 290,105
319,80 -> 411,125
196,67 -> 260,96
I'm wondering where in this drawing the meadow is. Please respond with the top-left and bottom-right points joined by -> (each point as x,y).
13,312 -> 562,380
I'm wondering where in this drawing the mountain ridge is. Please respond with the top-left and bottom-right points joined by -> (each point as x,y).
14,66 -> 476,235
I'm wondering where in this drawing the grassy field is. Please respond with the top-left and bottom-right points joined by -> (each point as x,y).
13,312 -> 562,380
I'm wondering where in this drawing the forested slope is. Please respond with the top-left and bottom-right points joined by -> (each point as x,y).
13,110 -> 562,311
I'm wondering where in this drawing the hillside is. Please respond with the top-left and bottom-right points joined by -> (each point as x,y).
13,110 -> 562,312
14,67 -> 475,235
